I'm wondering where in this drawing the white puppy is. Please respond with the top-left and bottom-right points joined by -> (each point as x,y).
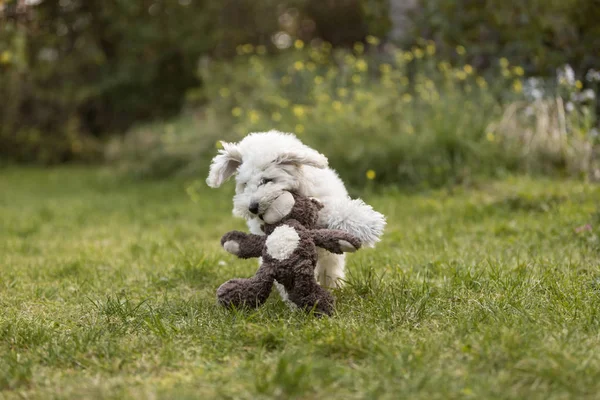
207,130 -> 385,293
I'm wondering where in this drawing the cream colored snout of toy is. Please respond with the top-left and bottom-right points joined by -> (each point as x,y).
262,192 -> 296,224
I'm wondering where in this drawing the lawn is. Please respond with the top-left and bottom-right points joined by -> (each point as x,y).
1,167 -> 600,399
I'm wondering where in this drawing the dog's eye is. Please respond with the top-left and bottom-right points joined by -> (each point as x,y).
260,178 -> 274,186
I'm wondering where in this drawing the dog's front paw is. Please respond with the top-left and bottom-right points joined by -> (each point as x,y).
223,240 -> 240,255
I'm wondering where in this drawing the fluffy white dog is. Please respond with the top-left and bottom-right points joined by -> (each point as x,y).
206,130 -> 385,294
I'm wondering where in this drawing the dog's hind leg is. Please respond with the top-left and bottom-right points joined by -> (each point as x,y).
314,249 -> 346,289
274,280 -> 296,307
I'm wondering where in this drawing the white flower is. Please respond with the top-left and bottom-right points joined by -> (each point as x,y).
571,89 -> 596,103
523,77 -> 545,101
590,128 -> 599,138
582,89 -> 596,101
565,102 -> 575,113
272,32 -> 292,49
586,69 -> 600,83
557,64 -> 575,86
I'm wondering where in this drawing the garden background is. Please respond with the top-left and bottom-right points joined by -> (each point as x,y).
1,1 -> 600,398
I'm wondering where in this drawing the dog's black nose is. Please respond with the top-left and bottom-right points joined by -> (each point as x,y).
248,202 -> 259,215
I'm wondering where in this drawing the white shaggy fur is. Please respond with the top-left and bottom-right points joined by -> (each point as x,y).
207,130 -> 386,291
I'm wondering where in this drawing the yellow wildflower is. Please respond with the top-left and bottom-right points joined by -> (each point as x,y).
271,112 -> 282,122
314,76 -> 324,85
292,105 -> 305,118
352,74 -> 361,84
463,64 -> 474,74
0,50 -> 12,64
512,66 -> 524,76
248,110 -> 260,123
437,62 -> 450,72
256,45 -> 267,55
426,41 -> 436,55
455,70 -> 467,81
306,62 -> 316,72
512,79 -> 523,93
413,47 -> 424,59
575,80 -> 583,89
379,63 -> 392,74
486,132 -> 495,142
294,61 -> 304,71
337,88 -> 348,98
242,43 -> 254,54
231,107 -> 242,117
366,35 -> 380,46
476,76 -> 487,88
402,93 -> 412,103
355,59 -> 368,72
499,58 -> 509,68
354,42 -> 364,54
294,39 -> 304,49
366,170 -> 376,180
456,45 -> 466,55
332,101 -> 342,111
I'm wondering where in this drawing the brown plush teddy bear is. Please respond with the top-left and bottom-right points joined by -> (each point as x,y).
217,191 -> 361,316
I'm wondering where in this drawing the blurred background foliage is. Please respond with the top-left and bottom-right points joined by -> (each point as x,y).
1,0 -> 598,186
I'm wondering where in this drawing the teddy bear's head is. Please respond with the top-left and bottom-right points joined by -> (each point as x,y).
261,191 -> 322,229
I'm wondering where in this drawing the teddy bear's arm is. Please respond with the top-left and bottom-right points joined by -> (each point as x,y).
221,231 -> 266,259
310,229 -> 362,254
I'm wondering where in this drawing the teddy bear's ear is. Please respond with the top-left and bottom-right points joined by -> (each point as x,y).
309,197 -> 324,210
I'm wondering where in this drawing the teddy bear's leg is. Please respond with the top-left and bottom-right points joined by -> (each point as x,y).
216,263 -> 275,309
284,260 -> 335,316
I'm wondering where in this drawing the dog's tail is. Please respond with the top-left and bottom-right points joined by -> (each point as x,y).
321,197 -> 386,248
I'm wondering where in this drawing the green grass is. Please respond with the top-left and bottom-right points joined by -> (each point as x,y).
1,167 -> 600,399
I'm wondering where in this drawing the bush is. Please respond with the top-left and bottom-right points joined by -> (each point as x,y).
406,0 -> 600,78
0,0 -> 392,164
192,40 -> 597,187
104,110 -> 226,180
113,39 -> 598,187
0,0 -> 218,163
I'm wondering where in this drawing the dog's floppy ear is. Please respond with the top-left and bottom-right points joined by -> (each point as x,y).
206,141 -> 243,188
275,147 -> 328,169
